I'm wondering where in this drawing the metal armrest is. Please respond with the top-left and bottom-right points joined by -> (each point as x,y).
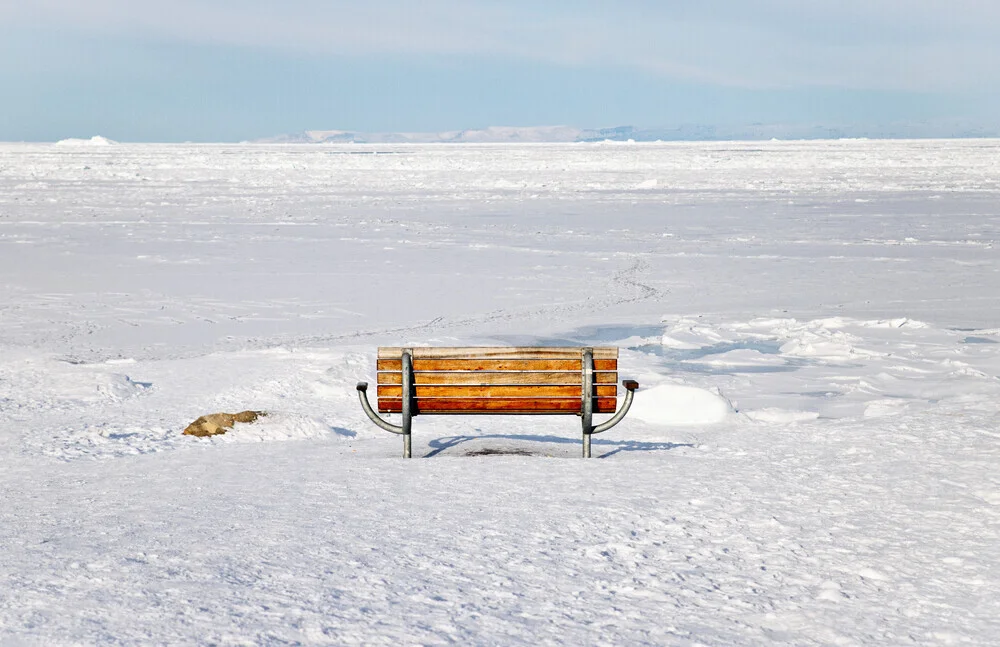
592,379 -> 639,434
357,382 -> 405,435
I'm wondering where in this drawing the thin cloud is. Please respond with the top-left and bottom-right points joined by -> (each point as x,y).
5,0 -> 999,91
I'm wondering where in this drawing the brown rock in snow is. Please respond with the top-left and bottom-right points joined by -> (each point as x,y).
182,411 -> 266,437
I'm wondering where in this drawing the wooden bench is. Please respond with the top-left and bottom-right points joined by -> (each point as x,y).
356,347 -> 639,457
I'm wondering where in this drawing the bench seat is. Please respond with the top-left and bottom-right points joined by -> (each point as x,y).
357,347 -> 639,457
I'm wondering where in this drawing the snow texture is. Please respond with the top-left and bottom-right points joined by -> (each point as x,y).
2,139 -> 1000,645
53,136 -> 118,147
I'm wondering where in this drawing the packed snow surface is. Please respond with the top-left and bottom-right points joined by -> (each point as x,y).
2,140 -> 1000,645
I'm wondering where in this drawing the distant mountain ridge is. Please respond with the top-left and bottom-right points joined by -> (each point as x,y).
259,126 -> 587,144
258,120 -> 1000,144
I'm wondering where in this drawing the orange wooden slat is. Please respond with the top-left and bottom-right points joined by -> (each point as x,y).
376,371 -> 618,386
377,397 -> 619,414
376,384 -> 618,399
377,358 -> 617,372
378,346 -> 618,359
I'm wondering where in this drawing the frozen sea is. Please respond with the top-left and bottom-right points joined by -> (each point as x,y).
2,140 -> 1000,645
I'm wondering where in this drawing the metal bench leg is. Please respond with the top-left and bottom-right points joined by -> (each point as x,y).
401,349 -> 413,458
582,349 -> 594,458
355,349 -> 416,458
584,359 -> 639,458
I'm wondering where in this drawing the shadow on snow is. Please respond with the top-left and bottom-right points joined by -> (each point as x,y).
423,433 -> 693,459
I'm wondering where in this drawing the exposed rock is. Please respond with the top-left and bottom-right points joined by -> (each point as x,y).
182,411 -> 266,437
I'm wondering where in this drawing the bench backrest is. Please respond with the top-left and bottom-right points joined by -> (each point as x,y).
377,347 -> 619,415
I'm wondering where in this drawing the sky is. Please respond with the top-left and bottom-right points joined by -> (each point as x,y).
1,0 -> 999,142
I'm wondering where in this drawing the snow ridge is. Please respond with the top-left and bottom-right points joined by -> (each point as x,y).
54,135 -> 118,146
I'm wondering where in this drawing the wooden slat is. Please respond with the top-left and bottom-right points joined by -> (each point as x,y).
377,385 -> 618,399
376,371 -> 618,386
378,346 -> 618,359
377,358 -> 618,372
377,397 -> 619,414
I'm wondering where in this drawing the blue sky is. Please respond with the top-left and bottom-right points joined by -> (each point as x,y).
2,0 -> 998,142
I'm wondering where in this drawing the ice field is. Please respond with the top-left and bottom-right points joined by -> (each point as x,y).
2,139 -> 1000,645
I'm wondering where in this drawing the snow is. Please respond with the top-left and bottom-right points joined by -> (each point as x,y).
2,139 -> 1000,644
628,384 -> 733,425
53,135 -> 118,146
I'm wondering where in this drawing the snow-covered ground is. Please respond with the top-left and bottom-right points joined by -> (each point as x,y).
2,140 -> 1000,645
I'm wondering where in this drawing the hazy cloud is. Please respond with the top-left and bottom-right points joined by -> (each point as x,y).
5,0 -> 999,91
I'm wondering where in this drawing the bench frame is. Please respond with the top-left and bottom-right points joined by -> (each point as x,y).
356,347 -> 639,458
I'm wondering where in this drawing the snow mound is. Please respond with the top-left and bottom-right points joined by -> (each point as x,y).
214,413 -> 344,443
96,373 -> 151,401
659,334 -> 702,349
863,399 -> 909,418
779,335 -> 860,360
743,408 -> 820,423
776,322 -> 887,361
860,318 -> 929,329
629,384 -> 733,425
659,318 -> 730,349
688,348 -> 786,367
55,136 -> 118,146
